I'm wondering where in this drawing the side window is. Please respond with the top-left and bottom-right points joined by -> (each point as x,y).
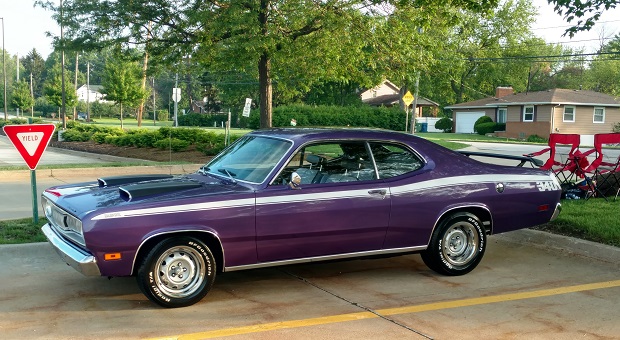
274,141 -> 377,185
370,142 -> 424,179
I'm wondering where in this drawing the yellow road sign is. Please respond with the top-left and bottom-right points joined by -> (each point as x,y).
402,91 -> 414,106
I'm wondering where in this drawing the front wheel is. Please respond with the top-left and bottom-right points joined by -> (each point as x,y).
137,237 -> 216,308
421,212 -> 486,276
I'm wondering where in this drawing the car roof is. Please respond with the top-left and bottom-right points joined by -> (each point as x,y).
248,127 -> 415,143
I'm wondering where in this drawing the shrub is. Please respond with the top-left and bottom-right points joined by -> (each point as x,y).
91,132 -> 110,144
613,122 -> 620,133
435,117 -> 453,132
473,116 -> 493,133
527,134 -> 548,143
154,138 -> 190,152
60,129 -> 91,142
475,122 -> 497,135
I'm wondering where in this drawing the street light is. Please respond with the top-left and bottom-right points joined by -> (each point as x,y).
1,17 -> 7,121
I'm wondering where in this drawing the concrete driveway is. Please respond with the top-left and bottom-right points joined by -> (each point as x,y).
0,230 -> 618,339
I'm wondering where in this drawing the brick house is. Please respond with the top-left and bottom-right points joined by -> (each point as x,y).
445,87 -> 620,144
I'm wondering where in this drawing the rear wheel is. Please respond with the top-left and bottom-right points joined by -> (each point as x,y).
421,212 -> 486,276
137,236 -> 216,308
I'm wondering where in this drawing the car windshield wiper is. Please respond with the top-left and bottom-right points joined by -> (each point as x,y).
218,168 -> 237,183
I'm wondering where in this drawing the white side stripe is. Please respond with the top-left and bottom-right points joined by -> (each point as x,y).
91,198 -> 256,220
90,174 -> 554,220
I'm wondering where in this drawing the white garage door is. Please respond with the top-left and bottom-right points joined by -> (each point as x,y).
455,112 -> 485,133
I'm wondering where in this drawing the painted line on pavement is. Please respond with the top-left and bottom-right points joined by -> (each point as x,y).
148,279 -> 620,340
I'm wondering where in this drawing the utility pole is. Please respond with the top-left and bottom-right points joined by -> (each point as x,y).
60,0 -> 67,129
1,17 -> 7,121
174,72 -> 178,127
86,61 -> 90,121
30,72 -> 34,117
152,77 -> 156,126
16,52 -> 19,117
73,52 -> 79,120
410,71 -> 420,134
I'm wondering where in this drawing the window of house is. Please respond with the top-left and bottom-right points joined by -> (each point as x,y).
497,108 -> 507,123
523,105 -> 534,122
593,107 -> 605,123
563,106 -> 576,122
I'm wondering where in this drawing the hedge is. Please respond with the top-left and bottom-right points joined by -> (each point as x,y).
55,122 -> 236,156
179,104 -> 407,131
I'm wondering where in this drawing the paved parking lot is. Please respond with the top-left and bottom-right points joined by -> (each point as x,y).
1,230 -> 618,339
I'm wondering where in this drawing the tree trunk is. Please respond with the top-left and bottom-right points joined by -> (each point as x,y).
258,0 -> 272,129
137,22 -> 152,128
120,102 -> 124,129
137,50 -> 149,127
258,52 -> 273,129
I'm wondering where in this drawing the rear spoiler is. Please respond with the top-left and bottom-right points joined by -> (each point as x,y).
457,150 -> 543,168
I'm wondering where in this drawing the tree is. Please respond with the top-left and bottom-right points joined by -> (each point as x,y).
584,34 -> 620,96
12,81 -> 35,115
101,52 -> 148,129
549,0 -> 620,36
43,64 -> 77,118
20,49 -> 46,97
36,0 -> 499,128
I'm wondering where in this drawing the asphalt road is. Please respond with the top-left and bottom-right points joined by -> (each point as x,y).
0,230 -> 618,339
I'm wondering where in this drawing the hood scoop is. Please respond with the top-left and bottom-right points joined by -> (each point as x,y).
98,174 -> 174,187
119,181 -> 203,201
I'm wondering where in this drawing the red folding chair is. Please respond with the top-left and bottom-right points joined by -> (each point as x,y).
582,133 -> 620,200
524,133 -> 585,185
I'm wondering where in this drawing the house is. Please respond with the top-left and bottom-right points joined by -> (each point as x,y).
445,87 -> 620,144
360,80 -> 442,131
76,84 -> 110,103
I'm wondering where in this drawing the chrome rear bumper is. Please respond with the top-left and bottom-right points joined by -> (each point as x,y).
550,203 -> 562,222
42,223 -> 101,276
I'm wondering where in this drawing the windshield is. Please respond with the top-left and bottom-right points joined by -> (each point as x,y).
204,136 -> 292,183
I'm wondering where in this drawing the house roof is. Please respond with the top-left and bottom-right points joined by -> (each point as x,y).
77,84 -> 104,92
363,93 -> 440,107
445,89 -> 620,109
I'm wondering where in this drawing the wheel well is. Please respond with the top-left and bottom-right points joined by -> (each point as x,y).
133,231 -> 225,275
438,206 -> 493,234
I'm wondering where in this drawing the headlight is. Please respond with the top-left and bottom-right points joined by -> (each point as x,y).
64,215 -> 83,234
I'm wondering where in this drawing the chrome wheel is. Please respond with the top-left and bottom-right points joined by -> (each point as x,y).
441,222 -> 479,267
421,212 -> 486,276
137,237 -> 216,308
154,246 -> 206,298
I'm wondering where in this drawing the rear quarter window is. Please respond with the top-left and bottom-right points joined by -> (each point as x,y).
370,142 -> 424,179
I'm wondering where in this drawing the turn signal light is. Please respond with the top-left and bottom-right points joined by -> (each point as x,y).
538,204 -> 550,212
104,253 -> 122,261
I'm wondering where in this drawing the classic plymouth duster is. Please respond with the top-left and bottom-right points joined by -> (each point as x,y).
42,128 -> 561,307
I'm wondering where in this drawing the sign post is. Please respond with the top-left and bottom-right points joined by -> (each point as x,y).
2,124 -> 56,223
402,91 -> 414,133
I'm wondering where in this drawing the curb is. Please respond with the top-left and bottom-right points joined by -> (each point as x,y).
0,164 -> 204,182
493,228 -> 620,267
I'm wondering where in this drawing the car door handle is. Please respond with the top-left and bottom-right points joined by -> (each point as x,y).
368,189 -> 387,198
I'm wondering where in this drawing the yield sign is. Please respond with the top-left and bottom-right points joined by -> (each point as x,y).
3,124 -> 56,170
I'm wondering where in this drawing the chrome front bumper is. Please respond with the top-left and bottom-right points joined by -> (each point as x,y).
42,223 -> 101,276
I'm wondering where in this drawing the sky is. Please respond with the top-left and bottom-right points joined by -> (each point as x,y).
0,0 -> 619,60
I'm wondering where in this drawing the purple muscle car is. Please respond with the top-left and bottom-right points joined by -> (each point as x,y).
41,128 -> 562,307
